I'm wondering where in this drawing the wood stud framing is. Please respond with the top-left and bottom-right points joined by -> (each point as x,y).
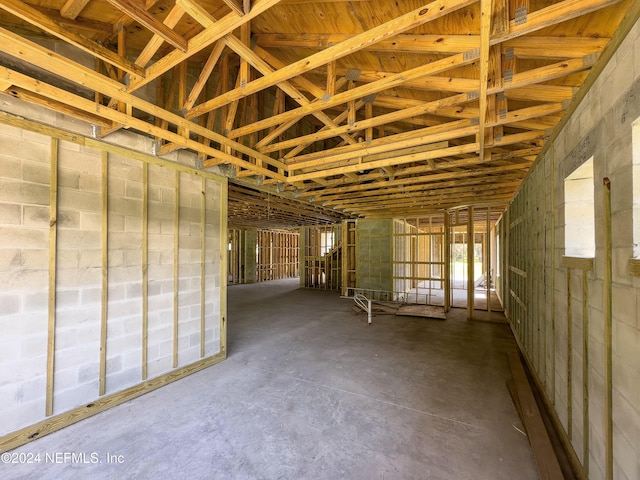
0,0 -> 631,220
0,112 -> 228,452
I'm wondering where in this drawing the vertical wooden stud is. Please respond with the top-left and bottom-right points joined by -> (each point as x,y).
444,212 -> 451,312
603,177 -> 613,480
487,207 -> 491,317
142,162 -> 148,380
46,138 -> 59,417
582,269 -> 589,475
99,151 -> 108,396
220,179 -> 229,357
550,146 -> 556,404
201,178 -> 206,358
567,267 -> 572,440
467,206 -> 474,319
173,171 -> 180,368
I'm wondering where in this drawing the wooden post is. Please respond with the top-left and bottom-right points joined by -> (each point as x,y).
142,163 -> 148,380
219,180 -> 228,357
46,138 -> 59,417
566,267 -> 572,440
582,269 -> 589,475
99,151 -> 108,396
550,146 -> 556,405
603,177 -> 612,480
444,212 -> 451,312
487,207 -> 491,316
467,206 -> 474,320
200,178 -> 206,358
173,171 -> 180,368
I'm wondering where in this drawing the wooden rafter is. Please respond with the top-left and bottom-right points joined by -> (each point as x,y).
0,0 -> 144,77
104,0 -> 187,52
185,0 -> 477,119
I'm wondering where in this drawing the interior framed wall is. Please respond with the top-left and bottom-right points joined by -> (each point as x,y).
0,106 -> 228,451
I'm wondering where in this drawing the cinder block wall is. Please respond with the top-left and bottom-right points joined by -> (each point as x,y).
0,100 -> 226,442
501,17 -> 640,480
357,219 -> 393,293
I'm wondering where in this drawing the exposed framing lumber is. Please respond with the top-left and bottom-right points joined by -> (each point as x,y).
105,0 -> 187,52
508,352 -> 564,480
0,57 -> 284,178
46,138 -> 59,417
185,0 -> 476,119
226,50 -> 480,138
467,205 -> 474,318
603,178 -> 613,480
129,0 -> 282,91
99,151 -> 109,396
134,3 -> 186,68
478,0 -> 492,160
173,171 -> 180,368
60,0 -> 90,20
0,0 -> 145,77
239,53 -> 588,147
0,352 -> 226,452
200,178 -> 206,358
142,162 -> 149,380
253,33 -> 608,58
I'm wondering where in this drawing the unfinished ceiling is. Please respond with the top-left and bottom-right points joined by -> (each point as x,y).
0,0 -> 635,226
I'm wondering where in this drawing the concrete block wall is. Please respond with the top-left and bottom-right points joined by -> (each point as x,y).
357,219 -> 393,293
0,104 -> 225,437
502,16 -> 640,480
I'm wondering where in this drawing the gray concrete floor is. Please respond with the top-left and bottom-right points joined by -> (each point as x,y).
2,278 -> 538,479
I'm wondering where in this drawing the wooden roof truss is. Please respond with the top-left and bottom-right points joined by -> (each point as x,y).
0,0 -> 637,224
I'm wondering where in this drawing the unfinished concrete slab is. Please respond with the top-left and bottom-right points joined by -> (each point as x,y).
2,278 -> 537,479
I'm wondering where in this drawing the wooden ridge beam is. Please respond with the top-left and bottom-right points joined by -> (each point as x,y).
184,0 -> 476,119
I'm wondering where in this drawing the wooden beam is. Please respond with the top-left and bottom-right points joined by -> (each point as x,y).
226,50 -> 479,138
492,0 -> 623,45
177,2 -> 360,149
184,42 -> 225,111
60,0 -> 90,19
135,3 -> 186,68
104,0 -> 187,52
0,34 -> 285,178
478,0 -> 492,160
185,0 -> 476,119
0,0 -> 145,77
129,0 -> 282,91
509,352 -> 564,480
222,0 -> 246,16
